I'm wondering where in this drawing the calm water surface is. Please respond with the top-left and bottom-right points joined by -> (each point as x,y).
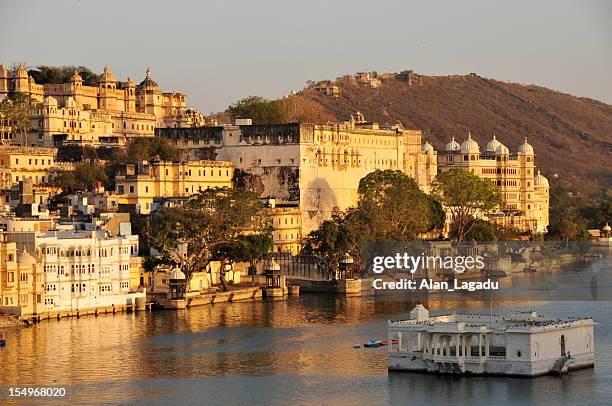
1,262 -> 611,406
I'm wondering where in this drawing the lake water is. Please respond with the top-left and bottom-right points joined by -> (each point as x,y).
1,261 -> 611,406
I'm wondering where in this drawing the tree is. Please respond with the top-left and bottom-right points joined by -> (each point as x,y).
357,170 -> 444,240
110,137 -> 180,166
54,162 -> 108,192
304,209 -> 364,272
546,180 -> 590,241
215,233 -> 273,276
305,170 -> 445,271
149,188 -> 269,291
28,65 -> 101,85
0,93 -> 36,146
432,169 -> 503,241
226,96 -> 287,124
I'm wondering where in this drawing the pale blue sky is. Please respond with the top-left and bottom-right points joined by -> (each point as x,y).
1,0 -> 610,113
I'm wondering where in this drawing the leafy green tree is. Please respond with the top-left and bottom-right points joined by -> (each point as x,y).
0,93 -> 36,146
432,169 -> 503,241
215,233 -> 273,275
306,170 -> 444,271
110,137 -> 180,166
54,162 -> 108,192
464,220 -> 496,241
357,170 -> 443,240
226,96 -> 287,124
304,209 -> 364,272
546,180 -> 590,240
28,65 -> 101,85
149,188 -> 269,291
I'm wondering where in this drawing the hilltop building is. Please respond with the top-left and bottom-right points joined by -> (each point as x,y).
0,64 -> 205,147
438,134 -> 549,233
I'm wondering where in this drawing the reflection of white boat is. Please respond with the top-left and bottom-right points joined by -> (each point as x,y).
388,305 -> 595,376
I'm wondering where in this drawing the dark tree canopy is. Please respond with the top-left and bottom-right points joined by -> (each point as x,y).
28,65 -> 101,85
110,137 -> 180,166
148,188 -> 270,290
226,96 -> 287,124
306,170 -> 445,268
54,162 -> 108,193
357,170 -> 444,240
432,169 -> 502,241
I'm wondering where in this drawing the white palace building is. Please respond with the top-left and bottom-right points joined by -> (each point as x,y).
387,305 -> 595,376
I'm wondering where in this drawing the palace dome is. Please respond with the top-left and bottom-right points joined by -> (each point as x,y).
421,141 -> 434,154
445,137 -> 460,151
534,170 -> 549,187
518,137 -> 534,155
139,67 -> 159,89
43,96 -> 58,106
100,65 -> 116,83
495,143 -> 509,155
486,134 -> 501,152
603,223 -> 611,232
70,70 -> 83,82
169,267 -> 186,280
14,64 -> 28,79
460,132 -> 480,153
18,248 -> 37,267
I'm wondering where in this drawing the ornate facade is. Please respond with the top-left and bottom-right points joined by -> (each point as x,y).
114,160 -> 234,214
437,134 -> 549,233
0,64 -> 205,147
158,114 -> 437,235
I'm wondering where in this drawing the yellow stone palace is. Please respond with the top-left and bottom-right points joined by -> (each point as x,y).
437,133 -> 549,233
0,64 -> 205,147
113,160 -> 234,214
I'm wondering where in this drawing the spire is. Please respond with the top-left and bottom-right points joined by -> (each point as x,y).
145,67 -> 152,79
492,133 -> 496,140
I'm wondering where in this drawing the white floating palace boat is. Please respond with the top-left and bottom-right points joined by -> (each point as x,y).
388,305 -> 595,376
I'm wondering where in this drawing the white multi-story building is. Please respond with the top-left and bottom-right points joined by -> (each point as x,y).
5,226 -> 143,315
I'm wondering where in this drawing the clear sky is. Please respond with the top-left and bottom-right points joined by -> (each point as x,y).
1,0 -> 610,113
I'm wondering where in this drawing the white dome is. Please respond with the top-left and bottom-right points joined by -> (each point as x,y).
603,223 -> 611,232
267,259 -> 281,271
460,132 -> 480,153
495,143 -> 509,155
18,248 -> 37,267
486,134 -> 501,152
534,170 -> 549,187
66,97 -> 77,108
421,141 -> 434,154
445,136 -> 460,151
518,137 -> 534,154
43,96 -> 58,106
169,267 -> 186,280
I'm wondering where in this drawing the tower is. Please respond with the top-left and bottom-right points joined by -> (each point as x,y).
0,64 -> 9,101
12,64 -> 30,94
68,70 -> 83,108
98,65 -> 117,111
124,77 -> 136,112
137,67 -> 162,121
